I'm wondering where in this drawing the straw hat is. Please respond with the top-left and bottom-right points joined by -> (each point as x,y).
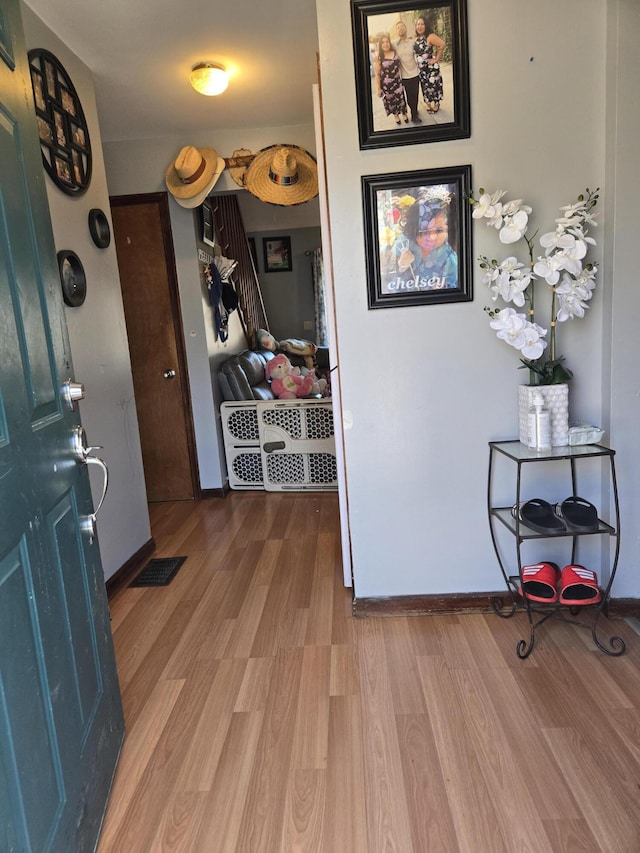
227,148 -> 254,188
244,144 -> 318,206
165,145 -> 225,208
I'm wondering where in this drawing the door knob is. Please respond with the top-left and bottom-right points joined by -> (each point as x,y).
163,369 -> 176,379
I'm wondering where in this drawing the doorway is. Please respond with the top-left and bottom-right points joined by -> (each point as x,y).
110,193 -> 199,501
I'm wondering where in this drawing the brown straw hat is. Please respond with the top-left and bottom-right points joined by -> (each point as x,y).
227,148 -> 254,188
165,145 -> 225,208
243,144 -> 318,206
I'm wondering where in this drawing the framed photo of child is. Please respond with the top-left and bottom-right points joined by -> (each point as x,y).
350,0 -> 470,150
362,164 -> 473,309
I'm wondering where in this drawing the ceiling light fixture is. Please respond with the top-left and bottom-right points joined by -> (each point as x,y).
189,62 -> 229,96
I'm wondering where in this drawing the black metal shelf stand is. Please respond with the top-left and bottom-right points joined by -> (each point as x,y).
487,440 -> 625,659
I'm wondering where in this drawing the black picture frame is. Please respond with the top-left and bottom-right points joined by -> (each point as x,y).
27,48 -> 92,196
362,164 -> 473,309
350,0 -> 470,150
201,199 -> 215,247
263,236 -> 292,272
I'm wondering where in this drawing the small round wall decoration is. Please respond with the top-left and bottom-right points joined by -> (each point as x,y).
27,47 -> 92,196
57,250 -> 87,307
88,208 -> 111,248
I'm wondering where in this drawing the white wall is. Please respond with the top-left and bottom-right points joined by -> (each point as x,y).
316,0 -> 633,598
103,126 -> 319,489
22,5 -> 151,581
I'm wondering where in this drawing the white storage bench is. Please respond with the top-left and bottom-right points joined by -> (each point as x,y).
221,398 -> 338,491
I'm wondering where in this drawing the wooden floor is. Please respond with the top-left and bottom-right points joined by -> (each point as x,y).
98,492 -> 640,852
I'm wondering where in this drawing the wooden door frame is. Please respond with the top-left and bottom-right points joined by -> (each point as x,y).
110,191 -> 202,499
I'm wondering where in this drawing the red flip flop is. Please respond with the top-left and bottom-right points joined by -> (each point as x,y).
559,565 -> 602,606
519,562 -> 561,603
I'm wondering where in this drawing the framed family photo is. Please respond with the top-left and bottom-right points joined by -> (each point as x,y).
362,164 -> 473,309
350,0 -> 470,149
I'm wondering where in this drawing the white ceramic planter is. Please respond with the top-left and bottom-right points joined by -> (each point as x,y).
518,383 -> 569,447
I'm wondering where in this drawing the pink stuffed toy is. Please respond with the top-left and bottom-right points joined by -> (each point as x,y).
265,353 -> 314,399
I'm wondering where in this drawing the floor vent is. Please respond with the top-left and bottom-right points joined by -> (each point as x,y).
129,556 -> 186,587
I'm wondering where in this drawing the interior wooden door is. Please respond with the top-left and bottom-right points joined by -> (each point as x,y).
110,194 -> 198,501
0,0 -> 124,848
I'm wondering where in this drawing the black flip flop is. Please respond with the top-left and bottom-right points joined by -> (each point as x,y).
512,498 -> 566,535
555,496 -> 599,532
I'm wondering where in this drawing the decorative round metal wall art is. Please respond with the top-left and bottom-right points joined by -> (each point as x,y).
27,48 -> 92,196
57,250 -> 87,307
88,208 -> 111,248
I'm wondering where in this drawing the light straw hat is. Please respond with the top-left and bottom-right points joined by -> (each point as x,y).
227,148 -> 254,188
165,145 -> 225,208
243,144 -> 318,206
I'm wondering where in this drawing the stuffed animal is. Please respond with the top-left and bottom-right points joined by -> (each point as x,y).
256,329 -> 278,353
256,329 -> 318,370
299,367 -> 328,397
265,353 -> 315,399
278,337 -> 318,370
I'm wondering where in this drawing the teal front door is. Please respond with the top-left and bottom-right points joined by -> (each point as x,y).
0,1 -> 124,850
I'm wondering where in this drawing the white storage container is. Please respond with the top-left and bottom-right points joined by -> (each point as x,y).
568,422 -> 605,446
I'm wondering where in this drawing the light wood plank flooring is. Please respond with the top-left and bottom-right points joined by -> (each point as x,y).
99,492 -> 640,852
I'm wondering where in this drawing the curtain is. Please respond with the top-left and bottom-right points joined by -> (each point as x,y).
312,248 -> 328,346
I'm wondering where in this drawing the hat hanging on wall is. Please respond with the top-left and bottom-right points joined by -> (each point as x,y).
165,145 -> 225,208
243,144 -> 318,206
227,148 -> 254,188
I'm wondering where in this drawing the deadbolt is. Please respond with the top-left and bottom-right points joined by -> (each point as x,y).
61,378 -> 86,407
163,369 -> 176,379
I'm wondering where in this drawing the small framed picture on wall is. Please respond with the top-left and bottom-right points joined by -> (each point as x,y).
201,199 -> 215,247
263,236 -> 292,272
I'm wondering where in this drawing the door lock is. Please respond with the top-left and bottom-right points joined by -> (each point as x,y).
61,378 -> 86,408
163,369 -> 176,379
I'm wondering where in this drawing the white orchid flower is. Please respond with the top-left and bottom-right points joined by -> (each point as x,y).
555,291 -> 589,321
566,225 -> 596,246
539,230 -> 575,255
489,307 -> 547,359
499,209 -> 529,244
573,264 -> 598,291
559,200 -> 588,217
557,237 -> 587,275
493,257 -> 532,306
533,252 -> 566,285
518,324 -> 548,359
486,203 -> 505,231
472,190 -> 505,220
558,199 -> 598,225
501,199 -> 532,217
482,265 -> 500,289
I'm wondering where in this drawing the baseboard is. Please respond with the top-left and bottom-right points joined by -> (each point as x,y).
608,598 -> 640,618
199,484 -> 230,499
353,592 -> 640,618
353,592 -> 498,617
106,537 -> 155,600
